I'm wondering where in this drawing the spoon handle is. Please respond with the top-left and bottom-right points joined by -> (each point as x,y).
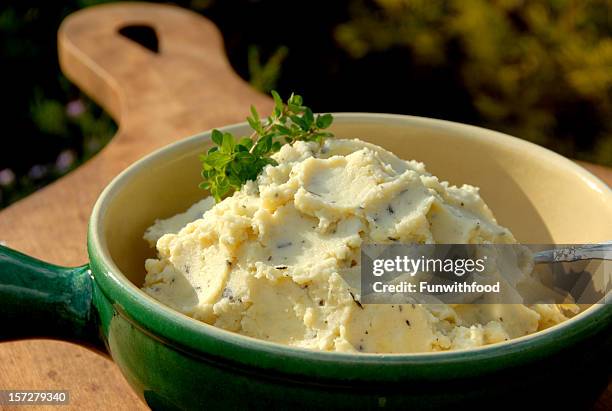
533,241 -> 612,264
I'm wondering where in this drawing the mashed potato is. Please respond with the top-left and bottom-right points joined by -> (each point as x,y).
142,139 -> 576,353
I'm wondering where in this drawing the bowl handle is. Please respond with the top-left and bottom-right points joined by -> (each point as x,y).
0,245 -> 102,347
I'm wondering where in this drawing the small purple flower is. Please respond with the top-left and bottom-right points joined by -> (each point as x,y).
0,169 -> 15,186
66,99 -> 85,118
56,150 -> 76,172
28,165 -> 48,180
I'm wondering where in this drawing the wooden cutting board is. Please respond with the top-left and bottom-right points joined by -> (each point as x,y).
0,3 -> 609,410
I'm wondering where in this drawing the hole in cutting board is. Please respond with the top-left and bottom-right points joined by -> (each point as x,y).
118,24 -> 159,53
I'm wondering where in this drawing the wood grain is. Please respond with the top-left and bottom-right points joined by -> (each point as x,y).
0,3 -> 609,410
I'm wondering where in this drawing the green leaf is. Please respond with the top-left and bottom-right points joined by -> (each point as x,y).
252,135 -> 272,156
316,113 -> 333,129
220,132 -> 235,153
211,129 -> 223,145
247,117 -> 260,132
251,141 -> 265,156
290,114 -> 308,131
303,108 -> 314,128
273,124 -> 292,135
271,90 -> 283,111
250,105 -> 260,122
234,151 -> 252,162
288,93 -> 303,106
247,105 -> 263,134
205,151 -> 232,169
263,135 -> 273,151
229,159 -> 242,174
287,103 -> 303,113
228,173 -> 243,187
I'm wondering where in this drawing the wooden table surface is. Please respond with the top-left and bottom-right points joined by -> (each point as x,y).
0,3 -> 610,410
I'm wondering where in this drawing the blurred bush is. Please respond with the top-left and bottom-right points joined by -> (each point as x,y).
335,0 -> 612,164
0,1 -> 117,208
248,45 -> 289,93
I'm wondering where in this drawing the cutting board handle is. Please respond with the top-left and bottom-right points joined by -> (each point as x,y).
58,2 -> 273,139
0,3 -> 272,264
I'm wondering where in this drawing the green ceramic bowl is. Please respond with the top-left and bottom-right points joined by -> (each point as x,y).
2,114 -> 611,410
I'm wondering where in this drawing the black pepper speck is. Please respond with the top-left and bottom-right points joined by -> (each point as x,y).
349,291 -> 364,309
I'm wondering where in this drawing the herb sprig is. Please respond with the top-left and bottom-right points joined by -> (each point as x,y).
199,91 -> 334,201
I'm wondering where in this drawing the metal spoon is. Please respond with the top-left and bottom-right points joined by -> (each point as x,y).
533,241 -> 612,264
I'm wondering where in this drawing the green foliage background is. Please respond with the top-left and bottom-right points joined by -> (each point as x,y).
336,0 -> 612,164
1,0 -> 610,210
